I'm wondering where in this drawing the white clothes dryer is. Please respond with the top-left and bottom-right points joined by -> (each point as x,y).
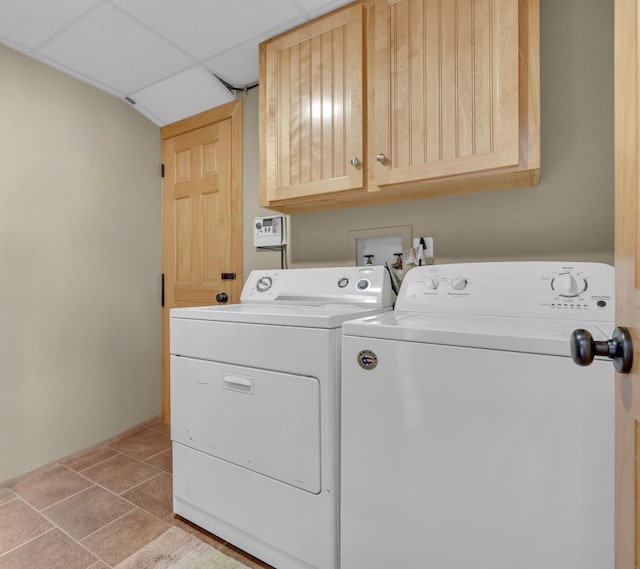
170,266 -> 392,569
341,262 -> 615,569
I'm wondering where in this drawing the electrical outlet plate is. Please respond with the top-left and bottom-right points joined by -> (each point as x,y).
413,237 -> 434,258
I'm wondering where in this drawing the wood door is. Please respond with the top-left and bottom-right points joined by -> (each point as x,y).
374,0 -> 520,187
259,4 -> 363,204
161,100 -> 243,422
615,0 -> 640,565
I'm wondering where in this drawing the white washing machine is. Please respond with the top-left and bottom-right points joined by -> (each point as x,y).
170,266 -> 392,569
341,262 -> 615,569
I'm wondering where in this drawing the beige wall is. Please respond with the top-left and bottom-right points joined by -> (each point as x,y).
0,45 -> 161,483
242,87 -> 281,275
1,0 -> 613,482
243,0 -> 614,272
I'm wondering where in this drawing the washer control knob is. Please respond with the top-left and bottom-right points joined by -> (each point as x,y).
338,277 -> 350,288
451,277 -> 468,291
356,279 -> 371,291
551,272 -> 587,297
424,278 -> 439,290
256,276 -> 273,292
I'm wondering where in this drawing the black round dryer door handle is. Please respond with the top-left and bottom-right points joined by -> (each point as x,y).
570,327 -> 633,374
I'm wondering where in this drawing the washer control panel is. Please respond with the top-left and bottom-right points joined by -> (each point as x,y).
241,266 -> 393,308
551,271 -> 587,297
396,262 -> 614,320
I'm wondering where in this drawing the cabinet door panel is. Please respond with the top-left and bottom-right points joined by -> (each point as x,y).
261,5 -> 363,202
375,0 -> 520,186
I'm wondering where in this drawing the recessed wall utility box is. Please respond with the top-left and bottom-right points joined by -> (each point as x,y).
254,215 -> 286,247
356,235 -> 403,267
347,226 -> 412,267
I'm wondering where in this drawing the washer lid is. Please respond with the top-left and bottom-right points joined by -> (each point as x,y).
171,303 -> 391,328
342,311 -> 615,357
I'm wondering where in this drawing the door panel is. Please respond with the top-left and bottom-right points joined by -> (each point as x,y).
161,101 -> 243,422
615,0 -> 640,565
374,0 -> 520,186
169,120 -> 231,305
260,4 -> 364,202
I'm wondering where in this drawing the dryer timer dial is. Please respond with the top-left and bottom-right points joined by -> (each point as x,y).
256,276 -> 273,292
424,278 -> 439,290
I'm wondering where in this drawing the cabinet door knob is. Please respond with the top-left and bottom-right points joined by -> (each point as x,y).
376,153 -> 387,163
350,157 -> 361,168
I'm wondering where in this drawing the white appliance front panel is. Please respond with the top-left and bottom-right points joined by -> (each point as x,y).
172,356 -> 321,493
170,318 -> 335,376
341,336 -> 614,569
170,303 -> 391,328
173,443 -> 336,569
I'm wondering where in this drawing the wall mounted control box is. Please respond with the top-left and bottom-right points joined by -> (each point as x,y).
254,215 -> 286,247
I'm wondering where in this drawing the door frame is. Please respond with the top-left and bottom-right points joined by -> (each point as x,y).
160,100 -> 244,423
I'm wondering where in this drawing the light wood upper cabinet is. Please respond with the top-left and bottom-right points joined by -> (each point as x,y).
260,0 -> 539,213
259,4 -> 364,204
374,0 -> 520,186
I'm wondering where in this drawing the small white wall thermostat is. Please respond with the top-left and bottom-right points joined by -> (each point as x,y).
254,215 -> 286,247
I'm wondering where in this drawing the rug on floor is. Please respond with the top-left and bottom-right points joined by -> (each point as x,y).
114,526 -> 250,569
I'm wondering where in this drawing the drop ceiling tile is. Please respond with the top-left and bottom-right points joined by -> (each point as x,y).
0,0 -> 102,49
112,0 -> 305,60
205,42 -> 260,88
130,67 -> 235,126
38,2 -> 194,94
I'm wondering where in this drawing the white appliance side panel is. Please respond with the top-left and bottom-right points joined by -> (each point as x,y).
171,356 -> 321,493
340,337 -> 614,569
173,443 -> 336,569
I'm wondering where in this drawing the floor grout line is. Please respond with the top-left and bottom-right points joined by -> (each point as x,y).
0,429 -> 270,568
118,470 -> 164,497
2,464 -> 171,568
0,497 -> 112,568
0,524 -> 56,559
37,482 -> 97,513
143,445 -> 172,463
74,449 -> 122,473
78,506 -> 141,543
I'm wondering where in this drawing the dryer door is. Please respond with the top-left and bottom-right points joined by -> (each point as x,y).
171,355 -> 321,493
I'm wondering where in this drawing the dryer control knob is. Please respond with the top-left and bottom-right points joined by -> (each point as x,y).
552,272 -> 587,297
451,277 -> 468,291
256,276 -> 273,292
425,278 -> 439,290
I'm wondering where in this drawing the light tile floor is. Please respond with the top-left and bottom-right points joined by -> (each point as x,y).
0,420 -> 272,569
